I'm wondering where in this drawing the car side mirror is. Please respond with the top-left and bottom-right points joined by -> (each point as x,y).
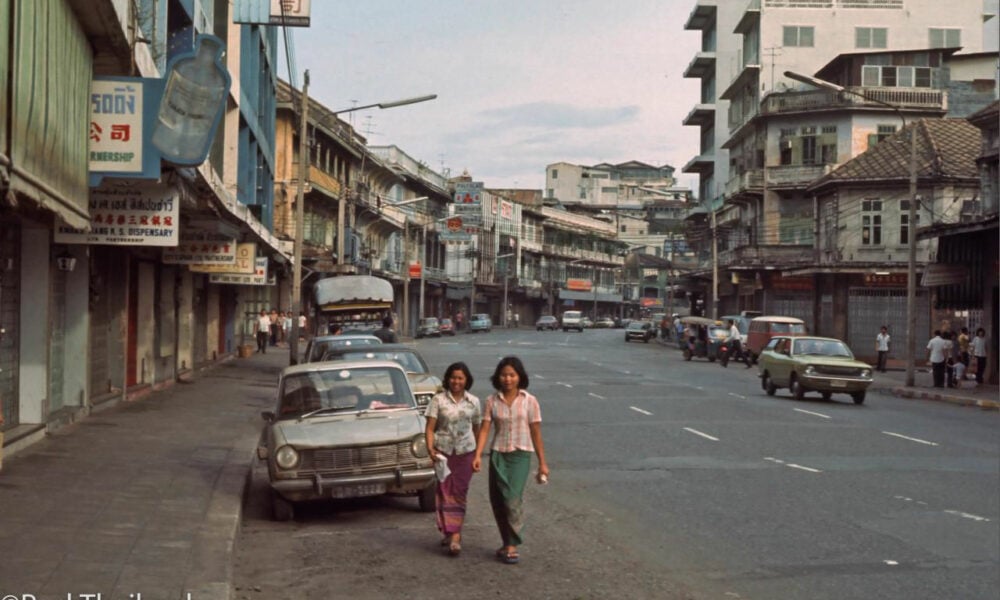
260,410 -> 275,422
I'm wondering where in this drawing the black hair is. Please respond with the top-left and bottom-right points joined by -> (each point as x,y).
977,327 -> 986,335
382,316 -> 393,328
490,355 -> 529,390
443,361 -> 474,390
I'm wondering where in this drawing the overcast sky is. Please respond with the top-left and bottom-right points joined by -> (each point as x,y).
286,1 -> 701,192
285,1 -> 1000,194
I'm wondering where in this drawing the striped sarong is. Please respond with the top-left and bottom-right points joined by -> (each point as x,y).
436,451 -> 475,535
488,450 -> 531,547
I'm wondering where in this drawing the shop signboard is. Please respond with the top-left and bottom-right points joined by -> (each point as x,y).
163,232 -> 238,264
190,243 -> 257,273
55,181 -> 179,246
209,257 -> 270,285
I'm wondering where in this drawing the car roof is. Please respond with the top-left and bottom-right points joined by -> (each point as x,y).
323,343 -> 421,355
280,359 -> 403,378
312,333 -> 381,343
751,315 -> 805,323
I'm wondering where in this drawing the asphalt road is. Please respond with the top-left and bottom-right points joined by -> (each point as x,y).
234,328 -> 999,600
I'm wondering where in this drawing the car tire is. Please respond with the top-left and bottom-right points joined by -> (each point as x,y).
271,491 -> 295,522
791,376 -> 806,400
643,337 -> 649,343
418,484 -> 436,512
821,392 -> 832,401
709,356 -> 716,362
851,391 -> 866,405
624,336 -> 629,342
763,372 -> 777,396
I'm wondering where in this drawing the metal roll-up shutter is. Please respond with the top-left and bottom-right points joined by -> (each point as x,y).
847,288 -> 930,359
0,223 -> 20,428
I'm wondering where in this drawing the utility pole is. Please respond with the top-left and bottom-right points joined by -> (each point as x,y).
288,70 -> 308,365
711,201 -> 719,320
905,121 -> 919,387
403,220 -> 410,336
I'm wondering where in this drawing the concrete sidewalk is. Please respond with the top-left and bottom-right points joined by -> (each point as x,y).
0,348 -> 290,600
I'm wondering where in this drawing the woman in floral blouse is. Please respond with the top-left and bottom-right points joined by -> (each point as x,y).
425,361 -> 481,556
473,355 -> 549,565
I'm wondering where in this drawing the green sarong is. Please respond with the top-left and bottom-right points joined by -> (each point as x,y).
489,450 -> 532,547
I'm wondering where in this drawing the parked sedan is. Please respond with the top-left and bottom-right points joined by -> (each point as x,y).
535,315 -> 558,331
416,317 -> 441,338
319,344 -> 443,408
438,318 -> 455,336
303,334 -> 382,363
258,360 -> 436,521
468,313 -> 492,333
624,320 -> 655,343
757,336 -> 873,404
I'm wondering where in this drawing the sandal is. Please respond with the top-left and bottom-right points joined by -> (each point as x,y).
495,547 -> 519,564
448,540 -> 462,556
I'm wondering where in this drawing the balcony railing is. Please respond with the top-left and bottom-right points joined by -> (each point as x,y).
725,169 -> 764,197
762,87 -> 946,116
766,164 -> 833,188
718,243 -> 815,268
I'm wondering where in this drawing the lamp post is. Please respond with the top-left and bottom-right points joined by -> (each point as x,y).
784,71 -> 919,386
497,253 -> 514,327
420,215 -> 454,328
288,88 -> 435,363
388,197 -> 429,337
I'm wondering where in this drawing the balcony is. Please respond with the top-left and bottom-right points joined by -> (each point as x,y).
684,3 -> 716,30
767,164 -> 834,189
762,87 -> 946,116
718,244 -> 815,269
683,51 -> 716,79
682,152 -> 715,175
683,103 -> 715,127
725,169 -> 764,197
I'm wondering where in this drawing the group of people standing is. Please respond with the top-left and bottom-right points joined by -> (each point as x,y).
423,355 -> 549,564
925,326 -> 988,388
255,309 -> 306,353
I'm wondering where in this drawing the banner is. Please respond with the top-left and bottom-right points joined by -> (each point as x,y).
55,181 -> 179,246
209,257 -> 270,285
163,232 -> 238,264
190,243 -> 257,273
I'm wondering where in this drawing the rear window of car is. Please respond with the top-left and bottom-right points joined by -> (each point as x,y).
473,314 -> 489,320
563,311 -> 581,318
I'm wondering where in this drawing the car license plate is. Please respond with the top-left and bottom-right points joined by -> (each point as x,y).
831,380 -> 847,388
331,483 -> 385,498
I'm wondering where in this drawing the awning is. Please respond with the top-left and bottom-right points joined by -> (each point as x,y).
446,285 -> 472,300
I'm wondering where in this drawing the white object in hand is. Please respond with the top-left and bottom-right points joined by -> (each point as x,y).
537,471 -> 548,484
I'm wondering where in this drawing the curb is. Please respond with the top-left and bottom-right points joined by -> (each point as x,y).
890,386 -> 1000,410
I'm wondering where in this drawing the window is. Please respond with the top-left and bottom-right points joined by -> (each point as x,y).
929,28 -> 961,48
861,199 -> 882,246
899,200 -> 921,244
862,65 -> 936,89
551,169 -> 558,179
868,124 -> 898,149
802,135 -> 817,165
783,26 -> 815,47
856,27 -> 887,48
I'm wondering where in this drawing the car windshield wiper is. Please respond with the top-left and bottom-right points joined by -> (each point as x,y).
356,406 -> 417,417
298,406 -> 350,420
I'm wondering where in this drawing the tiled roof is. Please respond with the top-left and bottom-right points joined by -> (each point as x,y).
808,119 -> 981,191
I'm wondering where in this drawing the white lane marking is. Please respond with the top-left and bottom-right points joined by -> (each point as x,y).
893,495 -> 929,506
882,431 -> 939,446
683,427 -> 719,442
944,510 -> 991,522
557,382 -> 573,388
630,406 -> 653,416
764,457 -> 821,473
884,560 -> 899,566
786,463 -> 822,473
535,374 -> 546,379
623,370 -> 632,375
727,392 -> 745,400
693,386 -> 704,391
588,392 -> 605,400
794,408 -> 832,419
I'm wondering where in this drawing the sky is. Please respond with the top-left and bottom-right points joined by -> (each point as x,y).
285,1 -> 702,192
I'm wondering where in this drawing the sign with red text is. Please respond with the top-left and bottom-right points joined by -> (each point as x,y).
190,243 -> 257,273
55,181 -> 179,246
209,257 -> 270,285
163,232 -> 237,264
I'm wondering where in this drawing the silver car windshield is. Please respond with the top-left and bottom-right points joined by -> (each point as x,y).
793,339 -> 852,357
321,350 -> 429,374
277,367 -> 415,419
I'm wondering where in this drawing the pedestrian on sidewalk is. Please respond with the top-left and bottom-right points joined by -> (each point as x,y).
926,330 -> 949,388
298,312 -> 308,339
256,309 -> 271,354
425,362 -> 481,557
943,332 -> 956,388
875,325 -> 891,372
473,356 -> 549,566
269,309 -> 280,346
972,327 -> 987,385
957,327 -> 971,379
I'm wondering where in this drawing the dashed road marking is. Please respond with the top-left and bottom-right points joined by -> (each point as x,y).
794,408 -> 832,419
944,510 -> 991,522
882,431 -> 939,446
630,406 -> 653,416
764,456 -> 822,473
558,382 -> 573,388
683,427 -> 719,442
588,392 -> 605,400
884,560 -> 899,566
727,392 -> 746,400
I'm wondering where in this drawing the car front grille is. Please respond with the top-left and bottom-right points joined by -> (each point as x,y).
300,442 -> 416,475
814,365 -> 867,377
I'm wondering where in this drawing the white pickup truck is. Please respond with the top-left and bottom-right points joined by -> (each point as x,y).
561,310 -> 584,332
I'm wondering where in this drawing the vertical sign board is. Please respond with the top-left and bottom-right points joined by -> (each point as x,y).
233,0 -> 312,26
55,181 -> 179,246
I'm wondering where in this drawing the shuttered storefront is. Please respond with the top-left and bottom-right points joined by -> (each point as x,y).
847,288 -> 930,360
0,223 -> 19,429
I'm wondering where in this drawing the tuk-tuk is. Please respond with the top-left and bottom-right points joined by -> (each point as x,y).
678,316 -> 727,361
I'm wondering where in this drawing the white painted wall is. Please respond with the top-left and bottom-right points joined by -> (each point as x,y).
136,262 -> 155,385
18,227 -> 48,423
64,245 -> 89,408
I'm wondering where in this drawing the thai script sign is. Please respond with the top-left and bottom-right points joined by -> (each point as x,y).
453,181 -> 483,205
209,257 -> 270,285
55,181 -> 179,246
163,232 -> 238,264
190,243 -> 257,273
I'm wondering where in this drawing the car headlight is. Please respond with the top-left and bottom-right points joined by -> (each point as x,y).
804,365 -> 815,375
274,445 -> 300,470
861,369 -> 872,378
411,434 -> 429,458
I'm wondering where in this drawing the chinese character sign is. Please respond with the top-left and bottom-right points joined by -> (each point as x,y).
55,181 -> 179,246
163,232 -> 238,264
90,80 -> 143,173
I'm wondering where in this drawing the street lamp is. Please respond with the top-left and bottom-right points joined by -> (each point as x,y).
387,197 -> 429,337
784,70 -> 919,386
498,253 -> 514,327
288,85 -> 435,364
